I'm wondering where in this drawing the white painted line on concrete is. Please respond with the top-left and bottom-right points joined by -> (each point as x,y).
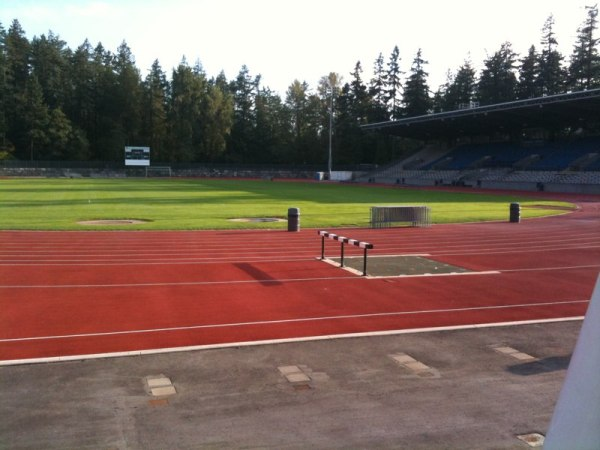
492,345 -> 536,361
0,316 -> 585,367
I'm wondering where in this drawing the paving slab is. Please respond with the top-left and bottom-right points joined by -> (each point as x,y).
150,386 -> 177,396
404,361 -> 431,372
147,376 -> 172,388
277,365 -> 301,375
390,353 -> 417,364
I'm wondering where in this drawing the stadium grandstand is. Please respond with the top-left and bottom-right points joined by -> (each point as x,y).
360,89 -> 600,194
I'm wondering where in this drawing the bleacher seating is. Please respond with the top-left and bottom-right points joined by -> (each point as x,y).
586,158 -> 600,171
358,136 -> 600,193
502,171 -> 557,183
422,137 -> 600,172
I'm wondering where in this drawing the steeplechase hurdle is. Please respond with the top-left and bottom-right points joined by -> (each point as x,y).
318,230 -> 374,276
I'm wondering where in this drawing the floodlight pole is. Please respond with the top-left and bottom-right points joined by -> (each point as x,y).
328,89 -> 333,179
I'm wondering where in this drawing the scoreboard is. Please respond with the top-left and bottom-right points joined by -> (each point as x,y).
124,147 -> 150,166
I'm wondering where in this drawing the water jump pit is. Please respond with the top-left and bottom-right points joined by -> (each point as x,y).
328,255 -> 472,277
78,219 -> 149,225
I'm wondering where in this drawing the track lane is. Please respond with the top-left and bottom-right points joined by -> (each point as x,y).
1,267 -> 595,360
1,194 -> 598,363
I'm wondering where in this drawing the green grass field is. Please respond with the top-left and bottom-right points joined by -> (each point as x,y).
0,178 -> 575,230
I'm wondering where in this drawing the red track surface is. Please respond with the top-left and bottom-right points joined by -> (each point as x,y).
1,192 -> 599,364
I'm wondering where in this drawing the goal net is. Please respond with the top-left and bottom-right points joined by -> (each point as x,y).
145,166 -> 172,177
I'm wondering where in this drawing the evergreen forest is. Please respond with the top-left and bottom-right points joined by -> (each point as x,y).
0,6 -> 599,166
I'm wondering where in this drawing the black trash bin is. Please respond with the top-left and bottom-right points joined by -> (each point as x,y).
509,202 -> 520,223
288,207 -> 300,232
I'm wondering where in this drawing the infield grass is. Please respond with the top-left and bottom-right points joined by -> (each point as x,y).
0,178 -> 575,230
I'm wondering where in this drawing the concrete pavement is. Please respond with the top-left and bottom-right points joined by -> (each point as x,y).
0,320 -> 581,449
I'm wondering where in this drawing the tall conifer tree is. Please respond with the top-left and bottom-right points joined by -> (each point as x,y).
568,4 -> 600,90
517,46 -> 541,99
444,59 -> 477,110
141,60 -> 168,161
229,65 -> 257,161
0,23 -> 8,153
369,53 -> 388,121
385,46 -> 403,119
403,49 -> 432,117
538,15 -> 566,95
349,61 -> 369,124
477,42 -> 518,104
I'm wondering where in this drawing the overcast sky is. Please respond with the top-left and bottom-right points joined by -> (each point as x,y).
0,0 -> 594,95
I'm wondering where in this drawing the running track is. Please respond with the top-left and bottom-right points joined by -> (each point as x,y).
1,192 -> 599,364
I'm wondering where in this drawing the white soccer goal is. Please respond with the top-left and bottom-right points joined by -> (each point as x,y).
145,166 -> 172,177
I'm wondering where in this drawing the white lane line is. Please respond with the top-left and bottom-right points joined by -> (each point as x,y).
0,252 -> 319,262
2,263 -> 599,288
0,248 -> 319,256
1,299 -> 588,343
2,237 -> 598,256
7,238 -> 592,261
498,264 -> 600,273
0,257 -> 316,267
374,240 -> 600,254
0,316 -> 586,367
0,275 -> 359,289
414,244 -> 600,257
0,269 -> 502,288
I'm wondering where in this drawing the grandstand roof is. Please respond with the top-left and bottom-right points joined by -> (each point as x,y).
362,89 -> 600,140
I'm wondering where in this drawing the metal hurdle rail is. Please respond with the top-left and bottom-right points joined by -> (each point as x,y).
318,230 -> 374,276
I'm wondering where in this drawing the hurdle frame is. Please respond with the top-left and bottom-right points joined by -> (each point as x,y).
318,230 -> 374,276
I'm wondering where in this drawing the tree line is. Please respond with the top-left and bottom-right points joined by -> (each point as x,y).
0,5 -> 598,166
